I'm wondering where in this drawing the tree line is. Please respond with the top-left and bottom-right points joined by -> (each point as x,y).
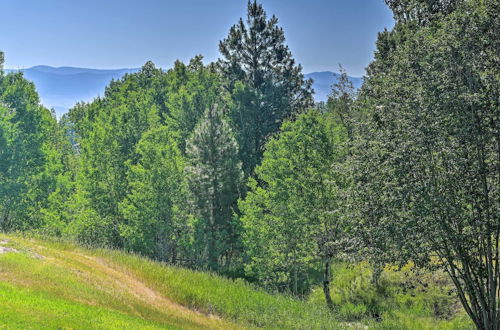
0,1 -> 498,328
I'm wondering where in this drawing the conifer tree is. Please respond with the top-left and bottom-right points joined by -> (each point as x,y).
185,104 -> 243,271
219,1 -> 313,178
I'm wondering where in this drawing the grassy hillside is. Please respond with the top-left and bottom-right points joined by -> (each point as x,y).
0,234 -> 336,329
0,234 -> 472,329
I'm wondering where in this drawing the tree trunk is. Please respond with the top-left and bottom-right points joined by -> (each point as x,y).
371,261 -> 383,287
323,256 -> 334,311
294,265 -> 298,296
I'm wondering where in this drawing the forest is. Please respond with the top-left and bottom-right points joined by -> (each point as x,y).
0,0 -> 498,329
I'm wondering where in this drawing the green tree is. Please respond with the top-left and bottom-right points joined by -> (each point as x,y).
185,104 -> 243,271
39,114 -> 80,236
240,110 -> 346,296
119,126 -> 187,262
0,68 -> 60,231
68,63 -> 160,247
352,0 -> 499,327
384,0 -> 463,24
66,58 -> 227,252
165,56 -> 227,153
219,1 -> 313,178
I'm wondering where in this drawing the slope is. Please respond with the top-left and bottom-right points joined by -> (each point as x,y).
0,234 -> 337,329
0,235 -> 235,329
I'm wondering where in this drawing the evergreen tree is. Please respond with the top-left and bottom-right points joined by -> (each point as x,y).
185,104 -> 243,271
219,1 -> 313,178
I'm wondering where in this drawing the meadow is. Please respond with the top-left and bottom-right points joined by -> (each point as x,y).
0,234 -> 473,329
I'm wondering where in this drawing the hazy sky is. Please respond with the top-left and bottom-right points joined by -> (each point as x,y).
0,0 -> 394,77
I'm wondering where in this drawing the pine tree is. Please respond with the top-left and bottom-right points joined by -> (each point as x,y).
219,1 -> 313,178
185,104 -> 243,271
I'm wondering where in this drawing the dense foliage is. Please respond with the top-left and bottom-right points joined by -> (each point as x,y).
0,0 -> 498,328
349,1 -> 499,328
218,1 -> 314,178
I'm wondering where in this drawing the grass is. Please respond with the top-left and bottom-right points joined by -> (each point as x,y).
0,233 -> 474,329
93,249 -> 336,329
307,262 -> 474,329
0,234 -> 337,329
0,234 -> 237,329
0,282 -> 167,329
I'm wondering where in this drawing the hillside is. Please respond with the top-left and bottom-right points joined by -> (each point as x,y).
0,234 -> 472,329
0,235 -> 233,329
5,66 -> 361,115
0,234 -> 337,329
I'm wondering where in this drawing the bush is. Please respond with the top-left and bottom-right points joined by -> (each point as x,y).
308,261 -> 471,328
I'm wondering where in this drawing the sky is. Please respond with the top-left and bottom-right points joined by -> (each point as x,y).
0,0 -> 394,77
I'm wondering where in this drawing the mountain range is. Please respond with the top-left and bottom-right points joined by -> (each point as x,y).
6,66 -> 362,116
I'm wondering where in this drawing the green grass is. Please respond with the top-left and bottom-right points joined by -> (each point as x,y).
0,234 -> 474,329
0,234 -> 237,329
0,282 -> 169,329
307,262 -> 474,329
0,234 -> 338,329
94,249 -> 336,329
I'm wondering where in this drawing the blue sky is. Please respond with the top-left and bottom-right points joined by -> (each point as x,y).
0,0 -> 394,77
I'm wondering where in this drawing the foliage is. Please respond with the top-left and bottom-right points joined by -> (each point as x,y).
0,69 -> 61,231
351,0 -> 499,327
308,261 -> 473,329
119,126 -> 186,261
0,1 -> 496,327
240,110 -> 345,295
165,56 -> 227,153
219,1 -> 314,177
186,104 -> 243,271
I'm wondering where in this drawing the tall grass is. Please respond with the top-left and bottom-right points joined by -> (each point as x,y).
97,249 -> 338,329
307,262 -> 474,329
0,234 -> 475,329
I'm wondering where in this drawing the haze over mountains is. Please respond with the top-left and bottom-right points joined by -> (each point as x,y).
6,66 -> 362,116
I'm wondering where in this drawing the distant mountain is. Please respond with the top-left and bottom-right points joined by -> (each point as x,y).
5,66 -> 362,116
304,71 -> 363,103
6,66 -> 139,116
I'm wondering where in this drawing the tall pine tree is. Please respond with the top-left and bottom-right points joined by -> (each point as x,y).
219,1 -> 313,178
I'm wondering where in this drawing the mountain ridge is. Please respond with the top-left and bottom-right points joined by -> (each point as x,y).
5,66 -> 362,116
